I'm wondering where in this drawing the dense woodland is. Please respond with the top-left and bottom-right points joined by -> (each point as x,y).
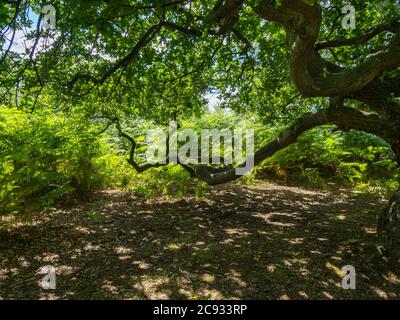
1,0 -> 400,300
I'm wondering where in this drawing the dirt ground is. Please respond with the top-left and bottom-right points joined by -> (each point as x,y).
1,182 -> 399,300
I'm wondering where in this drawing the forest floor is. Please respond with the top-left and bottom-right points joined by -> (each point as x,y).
1,182 -> 400,300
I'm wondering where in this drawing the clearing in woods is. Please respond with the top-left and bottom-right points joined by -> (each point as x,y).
0,183 -> 399,300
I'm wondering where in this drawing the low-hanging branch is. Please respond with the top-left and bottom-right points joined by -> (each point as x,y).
116,122 -> 198,176
116,103 -> 400,186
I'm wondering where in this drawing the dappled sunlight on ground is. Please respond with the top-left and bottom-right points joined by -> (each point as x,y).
0,182 -> 399,299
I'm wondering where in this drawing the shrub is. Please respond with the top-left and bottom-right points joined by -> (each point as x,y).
256,126 -> 400,194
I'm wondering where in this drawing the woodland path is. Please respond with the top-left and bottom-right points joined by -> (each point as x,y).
1,183 -> 399,300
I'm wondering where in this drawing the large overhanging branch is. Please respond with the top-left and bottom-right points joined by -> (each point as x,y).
193,105 -> 400,185
68,23 -> 163,88
116,104 -> 400,186
115,122 -> 198,176
67,5 -> 248,89
291,40 -> 400,97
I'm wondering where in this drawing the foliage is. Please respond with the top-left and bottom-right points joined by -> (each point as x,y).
2,1 -> 399,121
257,126 -> 400,195
0,106 -> 109,213
0,106 -> 214,213
1,105 -> 399,214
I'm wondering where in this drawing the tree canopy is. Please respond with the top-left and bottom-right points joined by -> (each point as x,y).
1,0 -> 400,187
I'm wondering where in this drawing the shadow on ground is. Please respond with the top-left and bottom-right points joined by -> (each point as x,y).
1,183 -> 399,299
